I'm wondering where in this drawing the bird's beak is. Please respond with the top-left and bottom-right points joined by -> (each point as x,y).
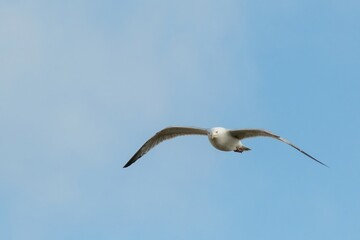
211,134 -> 215,139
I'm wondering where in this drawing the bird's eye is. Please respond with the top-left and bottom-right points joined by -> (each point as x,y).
216,131 -> 218,133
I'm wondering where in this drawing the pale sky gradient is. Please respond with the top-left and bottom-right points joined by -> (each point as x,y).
1,0 -> 360,239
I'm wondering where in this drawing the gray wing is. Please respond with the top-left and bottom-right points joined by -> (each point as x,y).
123,126 -> 208,168
229,129 -> 328,167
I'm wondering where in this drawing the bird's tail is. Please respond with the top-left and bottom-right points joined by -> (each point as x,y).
242,146 -> 251,151
234,145 -> 251,153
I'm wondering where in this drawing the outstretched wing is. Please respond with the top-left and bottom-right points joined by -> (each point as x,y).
124,126 -> 208,168
229,129 -> 328,167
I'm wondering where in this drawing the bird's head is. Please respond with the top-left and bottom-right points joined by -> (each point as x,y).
208,127 -> 226,139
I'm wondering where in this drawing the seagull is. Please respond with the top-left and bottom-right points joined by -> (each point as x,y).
123,126 -> 328,168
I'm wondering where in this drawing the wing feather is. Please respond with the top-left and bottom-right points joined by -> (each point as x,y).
123,126 -> 208,168
229,129 -> 328,167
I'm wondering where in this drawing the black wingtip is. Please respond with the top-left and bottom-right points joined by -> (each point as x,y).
318,161 -> 330,168
315,161 -> 328,168
123,162 -> 132,168
123,157 -> 137,168
306,154 -> 329,168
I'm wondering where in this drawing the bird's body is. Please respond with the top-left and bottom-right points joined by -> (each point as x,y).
207,127 -> 248,152
123,126 -> 328,168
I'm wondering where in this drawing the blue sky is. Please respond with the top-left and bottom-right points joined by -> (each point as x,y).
1,0 -> 360,239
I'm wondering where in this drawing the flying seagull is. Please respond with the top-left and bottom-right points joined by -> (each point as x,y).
123,126 -> 328,168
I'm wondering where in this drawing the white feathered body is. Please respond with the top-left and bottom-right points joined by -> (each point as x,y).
208,127 -> 241,151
